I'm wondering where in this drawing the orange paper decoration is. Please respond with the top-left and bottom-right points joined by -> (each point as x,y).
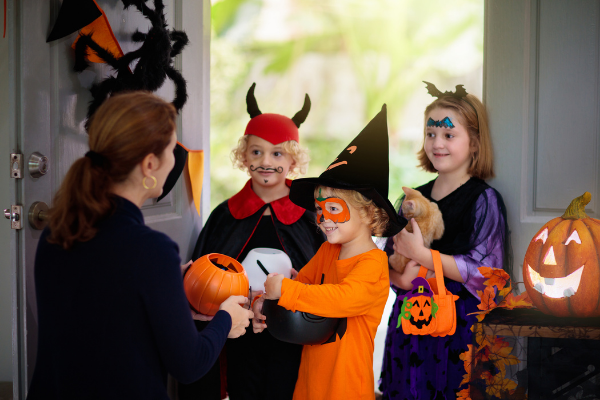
184,253 -> 249,316
71,0 -> 124,64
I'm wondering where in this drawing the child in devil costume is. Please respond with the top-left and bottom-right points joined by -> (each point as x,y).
253,105 -> 408,400
178,84 -> 325,400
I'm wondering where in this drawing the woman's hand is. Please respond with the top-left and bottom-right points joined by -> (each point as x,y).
218,295 -> 254,338
251,296 -> 267,334
264,273 -> 284,300
290,268 -> 298,280
393,219 -> 429,266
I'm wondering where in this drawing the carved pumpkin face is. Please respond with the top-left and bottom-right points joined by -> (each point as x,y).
183,253 -> 249,316
398,277 -> 438,334
523,192 -> 600,317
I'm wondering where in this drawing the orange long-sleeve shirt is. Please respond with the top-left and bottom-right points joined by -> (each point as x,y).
278,242 -> 389,400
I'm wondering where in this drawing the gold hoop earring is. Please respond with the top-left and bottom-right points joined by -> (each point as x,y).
143,176 -> 157,190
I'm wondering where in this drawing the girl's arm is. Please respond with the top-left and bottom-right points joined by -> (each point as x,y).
394,218 -> 465,282
450,189 -> 507,298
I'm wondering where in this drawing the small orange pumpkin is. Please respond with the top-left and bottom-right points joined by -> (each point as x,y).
184,253 -> 249,316
523,192 -> 600,317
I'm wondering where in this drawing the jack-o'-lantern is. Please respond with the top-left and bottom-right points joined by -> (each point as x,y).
398,277 -> 439,334
184,253 -> 249,316
523,192 -> 600,317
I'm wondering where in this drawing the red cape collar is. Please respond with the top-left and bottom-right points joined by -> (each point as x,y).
228,179 -> 306,225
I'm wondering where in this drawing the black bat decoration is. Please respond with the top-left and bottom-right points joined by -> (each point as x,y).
423,81 -> 468,99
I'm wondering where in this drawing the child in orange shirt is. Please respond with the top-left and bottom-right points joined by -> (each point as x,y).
253,105 -> 408,400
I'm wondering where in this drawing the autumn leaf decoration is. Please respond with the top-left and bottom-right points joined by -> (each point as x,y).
463,325 -> 525,400
471,266 -> 533,322
458,266 -> 534,400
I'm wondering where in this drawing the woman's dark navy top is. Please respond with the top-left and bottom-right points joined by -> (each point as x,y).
27,196 -> 231,400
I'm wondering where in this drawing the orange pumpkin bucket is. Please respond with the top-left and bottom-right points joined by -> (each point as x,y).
184,253 -> 249,316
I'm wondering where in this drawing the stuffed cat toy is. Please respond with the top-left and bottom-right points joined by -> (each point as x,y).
389,187 -> 444,274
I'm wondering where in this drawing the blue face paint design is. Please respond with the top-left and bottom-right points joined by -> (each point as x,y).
427,116 -> 454,128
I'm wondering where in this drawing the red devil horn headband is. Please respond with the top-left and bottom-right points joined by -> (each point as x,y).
246,83 -> 311,128
291,94 -> 310,128
246,82 -> 262,118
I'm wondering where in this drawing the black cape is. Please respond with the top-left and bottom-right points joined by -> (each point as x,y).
181,180 -> 325,400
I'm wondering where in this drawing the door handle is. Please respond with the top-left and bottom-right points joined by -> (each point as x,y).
28,201 -> 49,230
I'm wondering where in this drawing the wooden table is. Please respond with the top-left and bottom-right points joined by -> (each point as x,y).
476,308 -> 600,399
479,308 -> 600,340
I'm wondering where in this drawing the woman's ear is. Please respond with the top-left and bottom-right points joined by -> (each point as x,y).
140,153 -> 160,176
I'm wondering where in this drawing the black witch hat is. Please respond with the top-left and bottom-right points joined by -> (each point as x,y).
289,105 -> 407,237
46,0 -> 102,42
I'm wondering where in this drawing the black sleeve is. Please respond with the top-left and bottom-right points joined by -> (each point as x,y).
138,231 -> 232,383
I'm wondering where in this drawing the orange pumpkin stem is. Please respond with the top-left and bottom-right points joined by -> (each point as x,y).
561,192 -> 591,220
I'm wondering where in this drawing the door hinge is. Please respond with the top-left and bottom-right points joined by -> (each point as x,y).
4,205 -> 23,230
10,153 -> 23,179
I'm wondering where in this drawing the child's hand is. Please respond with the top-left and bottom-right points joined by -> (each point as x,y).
393,219 -> 429,266
252,296 -> 267,333
390,259 -> 421,290
181,260 -> 193,277
290,268 -> 298,280
264,273 -> 284,299
190,308 -> 214,321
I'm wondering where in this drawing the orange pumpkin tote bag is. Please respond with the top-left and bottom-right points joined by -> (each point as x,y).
425,249 -> 459,336
397,249 -> 459,336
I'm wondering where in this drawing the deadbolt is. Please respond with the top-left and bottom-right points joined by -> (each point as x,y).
29,152 -> 49,178
29,201 -> 49,230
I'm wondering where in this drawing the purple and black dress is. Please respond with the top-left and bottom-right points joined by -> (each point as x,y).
379,177 -> 510,400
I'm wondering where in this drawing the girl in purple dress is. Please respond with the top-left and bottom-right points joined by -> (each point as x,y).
379,82 -> 511,399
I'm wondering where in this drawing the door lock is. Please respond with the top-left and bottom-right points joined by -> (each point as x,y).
4,205 -> 23,230
29,152 -> 49,178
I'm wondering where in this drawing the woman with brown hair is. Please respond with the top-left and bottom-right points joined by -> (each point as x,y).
27,92 -> 253,400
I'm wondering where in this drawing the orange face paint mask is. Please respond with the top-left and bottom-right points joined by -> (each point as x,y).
315,189 -> 351,224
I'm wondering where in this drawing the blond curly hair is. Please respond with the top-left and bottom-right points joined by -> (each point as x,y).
230,135 -> 309,178
314,186 -> 390,237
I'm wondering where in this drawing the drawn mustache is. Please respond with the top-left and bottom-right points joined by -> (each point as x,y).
249,165 -> 284,174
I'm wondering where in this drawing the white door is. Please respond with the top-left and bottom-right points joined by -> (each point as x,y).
2,1 -> 210,397
485,0 -> 600,288
0,0 -> 14,386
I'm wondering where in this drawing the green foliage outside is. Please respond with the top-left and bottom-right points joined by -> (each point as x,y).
209,0 -> 483,209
